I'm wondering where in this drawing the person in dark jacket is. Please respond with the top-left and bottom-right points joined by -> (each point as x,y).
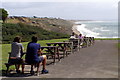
25,36 -> 48,76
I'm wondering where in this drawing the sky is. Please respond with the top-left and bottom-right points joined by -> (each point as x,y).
1,0 -> 119,20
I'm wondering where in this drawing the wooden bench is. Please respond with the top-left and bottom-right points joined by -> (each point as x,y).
69,38 -> 80,49
5,62 -> 32,74
4,52 -> 35,75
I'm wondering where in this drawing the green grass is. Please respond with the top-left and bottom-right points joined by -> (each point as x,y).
2,38 -> 68,70
0,20 -> 2,23
118,42 -> 120,49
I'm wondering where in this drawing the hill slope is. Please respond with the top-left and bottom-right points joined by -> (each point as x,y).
2,23 -> 70,43
2,17 -> 74,43
7,17 -> 74,35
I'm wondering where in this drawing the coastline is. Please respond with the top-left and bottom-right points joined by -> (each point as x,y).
72,21 -> 118,38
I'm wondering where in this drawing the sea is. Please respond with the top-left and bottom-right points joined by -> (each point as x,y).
75,21 -> 118,38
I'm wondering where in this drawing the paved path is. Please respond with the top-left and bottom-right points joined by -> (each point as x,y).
3,40 -> 118,78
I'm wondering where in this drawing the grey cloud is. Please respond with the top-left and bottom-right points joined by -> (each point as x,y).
2,2 -> 118,20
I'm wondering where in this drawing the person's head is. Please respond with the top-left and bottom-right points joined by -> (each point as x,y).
72,32 -> 75,36
79,34 -> 82,37
32,36 -> 38,43
13,36 -> 21,43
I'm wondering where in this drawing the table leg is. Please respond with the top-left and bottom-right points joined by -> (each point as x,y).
53,47 -> 56,63
56,47 -> 60,61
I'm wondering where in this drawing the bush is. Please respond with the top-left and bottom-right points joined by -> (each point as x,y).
2,23 -> 69,43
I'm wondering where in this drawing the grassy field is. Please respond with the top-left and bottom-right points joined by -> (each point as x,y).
2,38 -> 68,70
0,20 -> 2,23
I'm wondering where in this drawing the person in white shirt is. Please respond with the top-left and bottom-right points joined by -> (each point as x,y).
70,32 -> 76,39
9,36 -> 24,74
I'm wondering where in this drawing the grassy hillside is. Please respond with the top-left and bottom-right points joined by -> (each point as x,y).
7,17 -> 74,35
31,18 -> 74,34
2,23 -> 69,43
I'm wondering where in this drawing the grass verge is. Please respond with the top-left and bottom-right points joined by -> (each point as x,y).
118,42 -> 120,49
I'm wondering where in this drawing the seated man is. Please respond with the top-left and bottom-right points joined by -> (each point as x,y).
25,36 -> 48,76
70,32 -> 76,39
9,36 -> 24,74
78,34 -> 84,39
78,34 -> 84,47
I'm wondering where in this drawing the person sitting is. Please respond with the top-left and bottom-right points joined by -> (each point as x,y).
78,34 -> 84,48
25,36 -> 48,76
70,32 -> 76,39
8,36 -> 24,74
78,34 -> 84,39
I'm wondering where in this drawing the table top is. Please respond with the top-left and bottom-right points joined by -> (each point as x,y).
41,46 -> 58,48
46,42 -> 72,45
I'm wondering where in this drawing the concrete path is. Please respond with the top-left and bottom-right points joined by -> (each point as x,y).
3,40 -> 118,78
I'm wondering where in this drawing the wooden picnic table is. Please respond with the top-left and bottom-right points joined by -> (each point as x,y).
69,37 -> 94,49
46,42 -> 73,58
69,38 -> 80,49
41,46 -> 60,63
82,37 -> 95,47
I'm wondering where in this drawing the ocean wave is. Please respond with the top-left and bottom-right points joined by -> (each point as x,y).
74,21 -> 118,38
76,24 -> 100,37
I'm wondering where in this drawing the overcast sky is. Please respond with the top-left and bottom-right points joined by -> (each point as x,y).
1,0 -> 119,20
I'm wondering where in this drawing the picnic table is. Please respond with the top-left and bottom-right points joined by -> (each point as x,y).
69,38 -> 80,50
83,37 -> 95,47
46,42 -> 73,58
69,37 -> 95,49
41,46 -> 60,63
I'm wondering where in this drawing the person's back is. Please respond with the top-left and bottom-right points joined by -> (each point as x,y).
10,42 -> 23,58
70,32 -> 76,39
25,42 -> 41,64
9,36 -> 24,74
25,36 -> 48,76
70,35 -> 76,39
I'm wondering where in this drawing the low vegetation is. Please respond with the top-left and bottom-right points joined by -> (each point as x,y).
2,23 -> 69,43
7,17 -> 74,35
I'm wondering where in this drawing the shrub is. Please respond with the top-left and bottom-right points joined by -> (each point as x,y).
2,23 -> 69,43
